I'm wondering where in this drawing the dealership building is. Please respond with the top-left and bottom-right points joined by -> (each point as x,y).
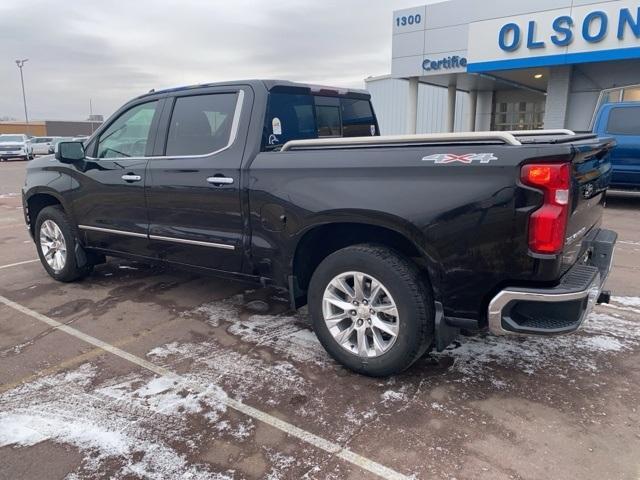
368,0 -> 640,134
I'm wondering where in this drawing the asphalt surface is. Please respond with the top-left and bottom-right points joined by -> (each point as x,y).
0,159 -> 639,480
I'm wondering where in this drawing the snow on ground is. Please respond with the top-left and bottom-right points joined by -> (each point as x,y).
1,291 -> 638,478
0,342 -> 340,478
0,356 -> 326,479
183,292 -> 640,412
610,295 -> 640,311
0,364 -> 233,479
192,296 -> 329,366
147,340 -> 309,402
191,294 -> 245,327
228,314 -> 329,366
190,293 -> 640,384
436,300 -> 640,382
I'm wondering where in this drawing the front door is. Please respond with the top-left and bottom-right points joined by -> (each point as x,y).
145,87 -> 249,272
71,99 -> 162,255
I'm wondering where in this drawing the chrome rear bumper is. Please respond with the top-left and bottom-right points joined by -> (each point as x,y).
488,229 -> 616,336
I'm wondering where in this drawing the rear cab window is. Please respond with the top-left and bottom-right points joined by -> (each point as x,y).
262,88 -> 378,150
606,106 -> 640,135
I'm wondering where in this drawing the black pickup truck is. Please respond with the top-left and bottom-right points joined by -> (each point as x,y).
22,80 -> 617,376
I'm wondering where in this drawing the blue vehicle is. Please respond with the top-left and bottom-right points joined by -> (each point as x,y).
593,102 -> 640,190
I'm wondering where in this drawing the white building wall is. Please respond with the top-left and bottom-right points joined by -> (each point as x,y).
475,91 -> 494,131
365,76 -> 409,135
365,76 -> 470,135
544,66 -> 573,129
565,59 -> 640,131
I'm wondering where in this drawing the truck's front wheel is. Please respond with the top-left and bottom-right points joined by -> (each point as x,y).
308,244 -> 434,377
35,206 -> 94,282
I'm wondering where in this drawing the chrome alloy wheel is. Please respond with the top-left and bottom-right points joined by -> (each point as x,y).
39,219 -> 67,273
322,271 -> 400,358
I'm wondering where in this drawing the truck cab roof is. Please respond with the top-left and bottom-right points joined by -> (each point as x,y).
137,79 -> 370,101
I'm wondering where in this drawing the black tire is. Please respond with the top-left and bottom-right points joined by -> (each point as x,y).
308,244 -> 434,377
35,205 -> 93,282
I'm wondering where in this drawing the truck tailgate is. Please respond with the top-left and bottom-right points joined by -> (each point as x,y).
565,137 -> 614,260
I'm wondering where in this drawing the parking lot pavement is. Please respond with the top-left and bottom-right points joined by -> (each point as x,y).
1,161 -> 639,480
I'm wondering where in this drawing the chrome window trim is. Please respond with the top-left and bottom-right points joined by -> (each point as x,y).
85,89 -> 245,161
78,225 -> 148,239
148,234 -> 235,250
78,225 -> 235,251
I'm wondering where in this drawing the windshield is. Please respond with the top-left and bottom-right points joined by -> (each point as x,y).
0,135 -> 24,143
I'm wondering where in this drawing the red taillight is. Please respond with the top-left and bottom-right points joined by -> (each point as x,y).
521,163 -> 570,254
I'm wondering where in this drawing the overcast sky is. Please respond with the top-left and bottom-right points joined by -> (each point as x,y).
0,0 -> 429,121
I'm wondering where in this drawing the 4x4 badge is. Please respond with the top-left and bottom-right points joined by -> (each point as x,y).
422,153 -> 498,164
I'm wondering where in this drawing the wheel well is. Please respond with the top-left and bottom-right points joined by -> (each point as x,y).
27,194 -> 61,234
292,223 -> 423,296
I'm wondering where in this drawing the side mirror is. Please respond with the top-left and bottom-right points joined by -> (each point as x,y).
55,141 -> 85,163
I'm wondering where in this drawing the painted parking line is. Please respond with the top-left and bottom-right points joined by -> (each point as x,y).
0,259 -> 39,270
0,294 -> 411,480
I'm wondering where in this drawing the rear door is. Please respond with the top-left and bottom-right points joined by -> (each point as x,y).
604,105 -> 640,187
145,86 -> 251,272
72,99 -> 163,255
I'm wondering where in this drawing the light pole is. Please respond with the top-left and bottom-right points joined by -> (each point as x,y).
15,59 -> 29,134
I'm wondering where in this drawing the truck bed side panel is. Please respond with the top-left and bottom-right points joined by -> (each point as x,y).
249,144 -> 560,321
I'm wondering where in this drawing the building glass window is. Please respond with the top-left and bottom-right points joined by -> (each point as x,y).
492,101 -> 545,131
603,89 -> 623,104
622,87 -> 640,102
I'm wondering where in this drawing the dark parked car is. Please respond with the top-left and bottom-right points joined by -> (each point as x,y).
22,80 -> 616,376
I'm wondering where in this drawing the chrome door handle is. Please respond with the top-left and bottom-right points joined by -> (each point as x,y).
122,174 -> 142,182
207,176 -> 234,185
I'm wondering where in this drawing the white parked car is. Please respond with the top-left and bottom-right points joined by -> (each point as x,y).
31,136 -> 58,155
0,134 -> 34,161
49,137 -> 74,154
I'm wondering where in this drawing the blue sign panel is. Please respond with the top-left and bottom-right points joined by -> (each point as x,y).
497,8 -> 639,53
467,5 -> 640,72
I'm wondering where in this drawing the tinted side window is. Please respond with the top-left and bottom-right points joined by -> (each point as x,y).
316,105 -> 342,137
606,107 -> 640,135
165,93 -> 237,156
262,93 -> 378,150
263,93 -> 316,148
97,101 -> 158,158
341,99 -> 377,137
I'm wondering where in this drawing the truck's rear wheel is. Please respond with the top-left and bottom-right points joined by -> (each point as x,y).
35,206 -> 93,282
308,244 -> 434,377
